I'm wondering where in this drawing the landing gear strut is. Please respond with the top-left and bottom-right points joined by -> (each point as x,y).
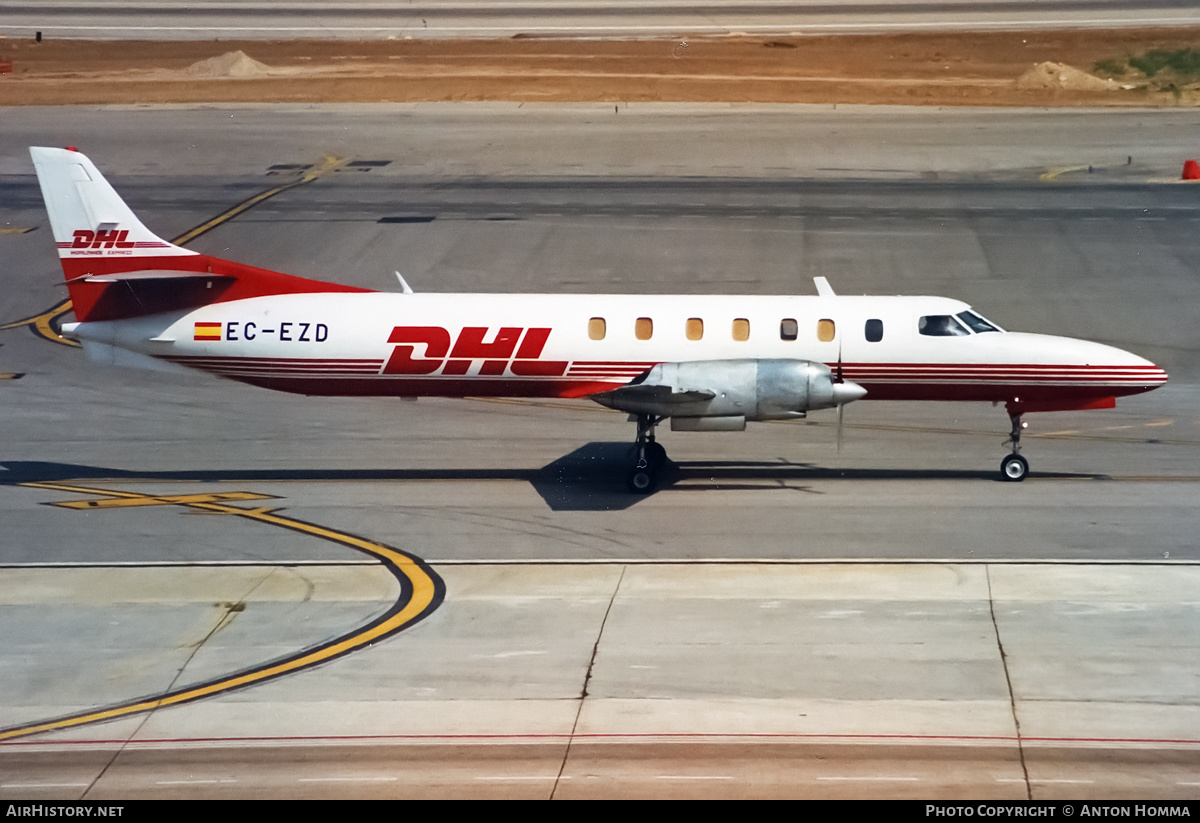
628,414 -> 666,493
1001,405 -> 1029,482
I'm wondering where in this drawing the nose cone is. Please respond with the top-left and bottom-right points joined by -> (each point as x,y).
992,333 -> 1169,396
832,380 -> 867,405
1067,336 -> 1168,393
1144,363 -> 1170,388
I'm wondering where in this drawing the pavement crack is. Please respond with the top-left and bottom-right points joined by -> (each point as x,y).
80,574 -> 266,801
987,564 -> 1031,801
552,564 -> 625,800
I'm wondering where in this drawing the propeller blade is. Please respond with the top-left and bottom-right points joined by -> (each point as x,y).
836,402 -> 845,452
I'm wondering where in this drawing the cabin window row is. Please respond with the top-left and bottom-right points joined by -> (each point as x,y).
588,317 -> 885,343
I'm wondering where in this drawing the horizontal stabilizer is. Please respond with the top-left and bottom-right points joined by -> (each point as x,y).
67,270 -> 237,284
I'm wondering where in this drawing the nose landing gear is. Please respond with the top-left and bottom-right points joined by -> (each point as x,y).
1001,404 -> 1029,482
628,413 -> 666,493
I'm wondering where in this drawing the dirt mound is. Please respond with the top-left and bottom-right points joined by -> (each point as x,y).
182,50 -> 271,79
1016,61 -> 1120,92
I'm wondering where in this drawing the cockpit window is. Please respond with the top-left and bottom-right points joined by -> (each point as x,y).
956,310 -> 1002,333
919,315 -> 970,337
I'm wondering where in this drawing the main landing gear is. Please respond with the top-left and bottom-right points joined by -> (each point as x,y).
628,414 -> 667,493
1001,404 -> 1029,482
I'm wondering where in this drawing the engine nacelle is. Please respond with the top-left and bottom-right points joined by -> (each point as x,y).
596,359 -> 866,421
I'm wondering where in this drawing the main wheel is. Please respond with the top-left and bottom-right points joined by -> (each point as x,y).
1000,453 -> 1029,482
627,465 -> 655,493
644,440 -> 667,467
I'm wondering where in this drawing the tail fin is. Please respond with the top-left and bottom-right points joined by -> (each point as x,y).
30,146 -> 370,323
30,146 -> 197,266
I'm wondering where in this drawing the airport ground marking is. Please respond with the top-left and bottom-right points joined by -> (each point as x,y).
9,17 -> 1200,36
170,154 -> 346,247
49,490 -> 277,510
0,479 -> 445,743
0,156 -> 346,348
0,298 -> 78,347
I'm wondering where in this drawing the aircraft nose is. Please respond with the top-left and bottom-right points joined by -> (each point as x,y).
1112,345 -> 1169,389
831,380 -> 867,405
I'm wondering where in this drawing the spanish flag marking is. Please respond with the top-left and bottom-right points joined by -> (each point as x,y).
194,322 -> 223,341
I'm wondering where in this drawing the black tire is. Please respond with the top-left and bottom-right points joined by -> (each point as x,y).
645,440 -> 667,467
1000,453 -> 1029,482
627,466 -> 655,493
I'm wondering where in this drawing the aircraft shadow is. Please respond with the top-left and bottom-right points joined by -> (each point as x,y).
1,451 -> 1098,513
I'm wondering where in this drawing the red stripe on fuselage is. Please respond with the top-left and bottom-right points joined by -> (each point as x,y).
157,356 -> 1164,405
221,374 -> 628,398
857,382 -> 1158,402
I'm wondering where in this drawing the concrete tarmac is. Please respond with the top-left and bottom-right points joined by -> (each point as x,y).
0,104 -> 1198,797
3,0 -> 1198,40
3,563 -> 1199,799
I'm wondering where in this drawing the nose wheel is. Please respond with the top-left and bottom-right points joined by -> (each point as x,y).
1001,452 -> 1028,482
628,414 -> 666,493
1000,407 -> 1028,482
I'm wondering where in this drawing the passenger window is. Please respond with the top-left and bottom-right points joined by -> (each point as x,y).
865,319 -> 883,343
919,315 -> 970,337
817,319 -> 835,342
780,318 -> 798,341
732,318 -> 750,341
686,318 -> 704,341
588,317 -> 606,340
635,317 -> 653,341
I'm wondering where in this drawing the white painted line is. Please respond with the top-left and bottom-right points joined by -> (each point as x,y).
297,782 -> 400,787
1,559 -> 378,568
427,558 -> 1200,566
5,18 -> 1200,36
11,558 -> 1200,569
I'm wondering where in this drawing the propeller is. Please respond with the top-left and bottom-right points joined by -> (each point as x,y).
834,340 -> 845,452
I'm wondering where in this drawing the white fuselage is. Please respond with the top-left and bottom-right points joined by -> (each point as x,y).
67,291 -> 1167,406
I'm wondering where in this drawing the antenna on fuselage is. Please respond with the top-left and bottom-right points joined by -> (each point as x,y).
814,276 -> 835,297
394,271 -> 414,294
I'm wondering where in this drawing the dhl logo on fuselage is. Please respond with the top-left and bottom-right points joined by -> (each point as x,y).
385,326 -> 567,377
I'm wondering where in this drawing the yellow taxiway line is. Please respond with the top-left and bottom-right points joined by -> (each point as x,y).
0,298 -> 77,347
0,480 -> 444,743
170,154 -> 345,247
